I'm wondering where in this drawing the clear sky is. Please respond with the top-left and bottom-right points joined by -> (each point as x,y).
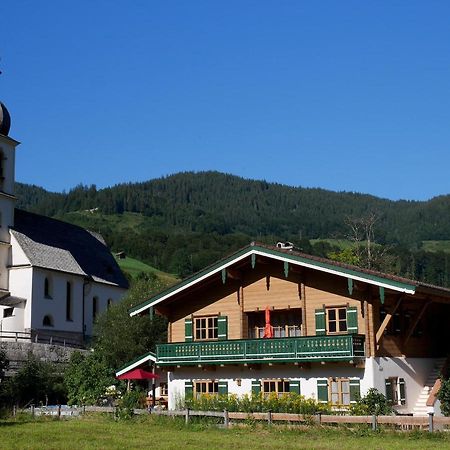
2,1 -> 450,200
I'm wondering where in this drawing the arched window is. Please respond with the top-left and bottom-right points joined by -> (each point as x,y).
66,281 -> 73,321
93,296 -> 99,320
43,315 -> 54,327
44,277 -> 52,298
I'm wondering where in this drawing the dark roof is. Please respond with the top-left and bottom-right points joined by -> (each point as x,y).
12,209 -> 128,288
130,242 -> 450,315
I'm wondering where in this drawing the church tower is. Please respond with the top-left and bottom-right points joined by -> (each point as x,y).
0,102 -> 19,293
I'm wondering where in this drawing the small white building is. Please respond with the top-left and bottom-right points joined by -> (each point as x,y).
0,101 -> 128,345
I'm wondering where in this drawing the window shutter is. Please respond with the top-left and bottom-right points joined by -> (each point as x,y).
289,380 -> 301,395
185,381 -> 194,399
185,318 -> 193,342
315,309 -> 326,336
385,379 -> 393,403
251,380 -> 260,396
218,381 -> 228,396
399,378 -> 406,405
349,379 -> 360,403
317,379 -> 328,403
218,316 -> 228,341
346,307 -> 358,334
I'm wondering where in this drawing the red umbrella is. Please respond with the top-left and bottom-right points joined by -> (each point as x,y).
116,368 -> 159,380
263,306 -> 273,338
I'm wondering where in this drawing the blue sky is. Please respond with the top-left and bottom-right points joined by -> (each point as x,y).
2,1 -> 450,200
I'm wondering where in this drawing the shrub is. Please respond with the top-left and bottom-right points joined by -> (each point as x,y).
184,392 -> 331,415
437,377 -> 450,417
349,388 -> 392,416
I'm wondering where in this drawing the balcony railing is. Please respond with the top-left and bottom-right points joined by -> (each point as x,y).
156,334 -> 365,366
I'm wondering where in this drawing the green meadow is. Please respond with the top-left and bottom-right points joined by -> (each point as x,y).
1,415 -> 450,450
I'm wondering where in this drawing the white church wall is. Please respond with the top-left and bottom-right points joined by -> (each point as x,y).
10,233 -> 30,266
7,266 -> 33,331
30,268 -> 84,335
83,282 -> 127,336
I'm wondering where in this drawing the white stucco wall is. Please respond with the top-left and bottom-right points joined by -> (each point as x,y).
30,268 -> 126,337
165,357 -> 440,412
370,356 -> 437,414
166,364 -> 370,410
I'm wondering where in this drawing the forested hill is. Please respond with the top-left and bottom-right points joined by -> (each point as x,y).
14,171 -> 450,244
14,171 -> 450,286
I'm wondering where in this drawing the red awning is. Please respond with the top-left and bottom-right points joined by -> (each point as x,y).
116,368 -> 160,380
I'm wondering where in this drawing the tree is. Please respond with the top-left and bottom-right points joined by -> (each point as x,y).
92,272 -> 169,369
2,354 -> 65,407
438,377 -> 450,416
64,351 -> 114,406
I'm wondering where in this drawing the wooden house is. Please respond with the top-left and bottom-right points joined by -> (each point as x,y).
117,242 -> 450,415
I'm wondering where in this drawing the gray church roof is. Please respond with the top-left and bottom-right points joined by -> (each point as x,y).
11,209 -> 128,288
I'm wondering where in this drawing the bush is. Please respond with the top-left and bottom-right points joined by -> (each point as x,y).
437,377 -> 450,416
349,388 -> 392,416
183,393 -> 331,415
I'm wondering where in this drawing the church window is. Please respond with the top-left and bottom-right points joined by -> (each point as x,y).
44,277 -> 52,299
66,281 -> 73,321
107,298 -> 113,309
43,315 -> 54,327
93,296 -> 99,320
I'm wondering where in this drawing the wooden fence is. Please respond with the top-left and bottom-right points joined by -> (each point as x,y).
27,405 -> 450,432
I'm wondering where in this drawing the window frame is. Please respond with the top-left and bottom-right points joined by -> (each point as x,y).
261,379 -> 290,398
44,277 -> 52,299
326,306 -> 348,334
328,377 -> 351,406
194,315 -> 218,341
193,380 -> 219,399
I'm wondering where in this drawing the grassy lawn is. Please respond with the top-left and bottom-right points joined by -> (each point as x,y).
422,240 -> 450,253
115,256 -> 178,283
1,415 -> 450,450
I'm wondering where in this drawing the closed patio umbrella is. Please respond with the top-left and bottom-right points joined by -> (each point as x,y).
263,306 -> 273,338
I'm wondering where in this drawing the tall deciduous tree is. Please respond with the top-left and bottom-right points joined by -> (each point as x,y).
93,272 -> 169,370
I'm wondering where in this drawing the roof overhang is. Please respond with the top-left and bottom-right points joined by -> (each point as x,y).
130,244 -> 417,317
115,351 -> 157,377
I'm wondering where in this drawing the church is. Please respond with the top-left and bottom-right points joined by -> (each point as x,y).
0,101 -> 128,346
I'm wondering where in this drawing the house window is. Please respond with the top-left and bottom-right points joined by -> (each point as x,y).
194,380 -> 218,398
3,307 -> 13,318
262,380 -> 290,398
44,277 -> 52,299
107,298 -> 113,309
327,307 -> 347,333
194,316 -> 218,341
329,378 -> 350,406
93,296 -> 99,320
159,382 -> 168,397
43,315 -> 54,327
385,377 -> 406,405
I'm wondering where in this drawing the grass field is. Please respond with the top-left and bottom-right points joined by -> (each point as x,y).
422,240 -> 450,254
115,256 -> 178,283
1,415 -> 450,450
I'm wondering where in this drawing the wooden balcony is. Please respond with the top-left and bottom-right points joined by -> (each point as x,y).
156,334 -> 365,366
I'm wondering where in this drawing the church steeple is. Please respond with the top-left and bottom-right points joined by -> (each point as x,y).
0,99 -> 19,291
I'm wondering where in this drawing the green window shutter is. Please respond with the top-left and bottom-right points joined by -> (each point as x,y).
315,309 -> 326,336
385,379 -> 393,404
251,380 -> 261,396
218,381 -> 228,396
349,379 -> 360,403
218,316 -> 228,341
185,381 -> 194,399
185,318 -> 193,342
347,307 -> 358,334
289,380 -> 301,395
399,378 -> 406,405
317,379 -> 328,403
